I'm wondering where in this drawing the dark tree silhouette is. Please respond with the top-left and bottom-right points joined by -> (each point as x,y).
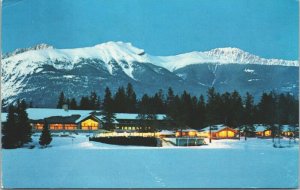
102,87 -> 116,130
39,120 -> 52,147
57,91 -> 65,108
2,105 -> 19,148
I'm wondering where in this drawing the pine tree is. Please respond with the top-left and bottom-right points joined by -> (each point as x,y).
165,87 -> 176,128
102,87 -> 116,130
180,91 -> 193,128
126,83 -> 137,113
79,96 -> 90,110
65,98 -> 70,108
197,95 -> 206,129
29,101 -> 33,108
69,98 -> 78,110
137,94 -> 149,129
39,120 -> 52,147
17,100 -> 32,144
152,89 -> 165,113
2,105 -> 19,148
243,92 -> 255,140
258,92 -> 277,142
230,90 -> 243,127
57,91 -> 65,108
89,91 -> 99,110
206,87 -> 222,125
96,96 -> 101,110
114,87 -> 127,112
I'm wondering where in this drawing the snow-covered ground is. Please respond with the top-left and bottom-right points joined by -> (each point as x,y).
2,133 -> 299,188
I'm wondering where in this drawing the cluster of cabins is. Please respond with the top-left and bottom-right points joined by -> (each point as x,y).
197,124 -> 298,139
1,108 -> 167,133
1,108 -> 298,139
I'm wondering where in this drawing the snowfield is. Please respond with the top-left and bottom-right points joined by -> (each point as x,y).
2,133 -> 299,188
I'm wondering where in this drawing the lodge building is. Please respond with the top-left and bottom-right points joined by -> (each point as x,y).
198,124 -> 238,139
1,108 -> 167,132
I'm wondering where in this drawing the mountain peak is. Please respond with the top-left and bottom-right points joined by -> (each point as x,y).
209,47 -> 245,53
3,43 -> 54,58
203,47 -> 258,64
3,42 -> 298,72
94,41 -> 146,56
32,43 -> 54,50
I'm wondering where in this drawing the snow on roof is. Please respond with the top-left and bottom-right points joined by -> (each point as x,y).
254,124 -> 270,132
114,113 -> 166,120
1,112 -> 8,122
159,130 -> 175,135
281,125 -> 298,132
93,115 -> 119,124
26,108 -> 93,120
72,113 -> 117,124
75,114 -> 97,123
181,129 -> 198,132
1,108 -> 166,123
201,124 -> 228,132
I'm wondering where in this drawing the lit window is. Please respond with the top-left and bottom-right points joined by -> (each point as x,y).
81,119 -> 98,130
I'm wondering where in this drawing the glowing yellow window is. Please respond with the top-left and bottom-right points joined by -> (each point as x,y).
81,119 -> 98,130
188,131 -> 197,137
218,130 -> 235,138
65,124 -> 77,130
35,123 -> 44,130
264,130 -> 271,136
49,124 -> 63,130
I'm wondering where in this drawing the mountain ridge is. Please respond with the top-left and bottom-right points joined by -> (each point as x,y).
3,41 -> 298,69
1,41 -> 298,107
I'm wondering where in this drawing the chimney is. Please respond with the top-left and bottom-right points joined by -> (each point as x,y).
62,104 -> 69,111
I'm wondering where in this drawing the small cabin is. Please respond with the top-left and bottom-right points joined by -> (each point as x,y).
176,129 -> 198,137
281,125 -> 298,137
75,114 -> 102,130
254,124 -> 272,137
199,124 -> 238,139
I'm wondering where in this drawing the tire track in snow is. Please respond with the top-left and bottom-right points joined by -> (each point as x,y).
144,164 -> 166,187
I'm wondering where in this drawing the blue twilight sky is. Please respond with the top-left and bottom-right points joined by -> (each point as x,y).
2,0 -> 299,60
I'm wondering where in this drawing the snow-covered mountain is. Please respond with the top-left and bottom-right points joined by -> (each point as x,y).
2,41 -> 299,107
149,47 -> 298,71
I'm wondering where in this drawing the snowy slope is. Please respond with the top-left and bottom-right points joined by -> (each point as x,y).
2,135 -> 299,188
148,47 -> 298,71
1,41 -> 298,107
2,41 -> 298,73
2,42 -> 147,79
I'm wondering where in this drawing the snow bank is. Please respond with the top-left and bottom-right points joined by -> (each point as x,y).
2,135 -> 298,188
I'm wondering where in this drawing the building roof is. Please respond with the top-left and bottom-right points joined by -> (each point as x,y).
75,114 -> 119,124
281,125 -> 298,132
159,130 -> 175,135
27,108 -> 94,121
181,129 -> 198,132
45,115 -> 81,124
201,124 -> 229,132
1,108 -> 166,123
253,124 -> 270,132
114,113 -> 166,120
1,113 -> 8,122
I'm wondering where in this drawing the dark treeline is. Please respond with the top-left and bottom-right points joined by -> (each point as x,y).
57,83 -> 299,130
2,100 -> 32,148
2,99 -> 53,149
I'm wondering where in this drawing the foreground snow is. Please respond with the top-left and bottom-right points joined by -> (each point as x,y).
2,133 -> 298,188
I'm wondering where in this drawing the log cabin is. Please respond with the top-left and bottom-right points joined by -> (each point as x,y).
281,125 -> 299,137
254,124 -> 272,137
198,124 -> 238,139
